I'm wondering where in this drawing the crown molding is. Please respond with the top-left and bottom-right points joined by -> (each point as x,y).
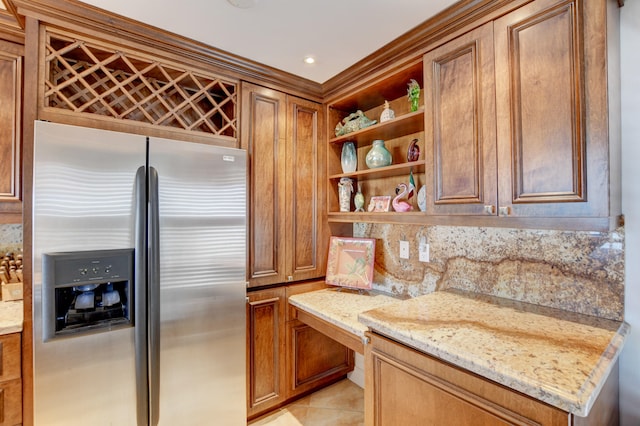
322,0 -> 530,102
12,0 -> 323,102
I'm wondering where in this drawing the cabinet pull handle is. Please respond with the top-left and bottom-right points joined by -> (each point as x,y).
499,206 -> 511,216
483,205 -> 496,215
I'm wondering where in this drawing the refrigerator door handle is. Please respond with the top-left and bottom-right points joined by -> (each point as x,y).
134,166 -> 149,426
148,166 -> 161,426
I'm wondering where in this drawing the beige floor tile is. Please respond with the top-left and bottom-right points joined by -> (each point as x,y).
291,380 -> 364,412
249,380 -> 364,426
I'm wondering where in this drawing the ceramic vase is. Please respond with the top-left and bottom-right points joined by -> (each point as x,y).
341,142 -> 357,173
365,140 -> 392,169
338,177 -> 354,212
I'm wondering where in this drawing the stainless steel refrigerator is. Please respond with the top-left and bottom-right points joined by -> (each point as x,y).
32,121 -> 247,425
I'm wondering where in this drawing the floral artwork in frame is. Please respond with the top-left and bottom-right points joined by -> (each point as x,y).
326,237 -> 375,290
367,195 -> 391,212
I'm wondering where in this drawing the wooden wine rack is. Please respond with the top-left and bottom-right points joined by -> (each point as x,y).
43,29 -> 237,138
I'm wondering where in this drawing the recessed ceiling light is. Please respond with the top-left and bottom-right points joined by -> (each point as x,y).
304,56 -> 316,64
227,0 -> 258,8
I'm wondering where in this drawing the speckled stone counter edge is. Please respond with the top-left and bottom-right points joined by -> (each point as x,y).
0,300 -> 23,335
358,296 -> 630,417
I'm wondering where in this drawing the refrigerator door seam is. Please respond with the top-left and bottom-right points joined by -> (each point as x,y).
134,165 -> 149,426
148,165 -> 161,426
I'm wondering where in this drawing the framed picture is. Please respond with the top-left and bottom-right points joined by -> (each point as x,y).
368,195 -> 391,212
326,237 -> 375,290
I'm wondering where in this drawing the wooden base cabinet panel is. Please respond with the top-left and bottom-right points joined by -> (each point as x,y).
288,321 -> 354,396
0,378 -> 22,426
247,282 -> 353,421
0,333 -> 22,426
247,287 -> 287,418
365,333 -> 571,426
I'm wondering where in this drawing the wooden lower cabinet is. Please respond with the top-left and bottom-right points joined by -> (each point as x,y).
287,321 -> 354,396
247,287 -> 287,419
247,282 -> 354,420
0,333 -> 22,426
365,332 -> 618,426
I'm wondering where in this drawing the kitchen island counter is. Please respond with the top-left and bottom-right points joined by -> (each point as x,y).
359,289 -> 629,417
0,300 -> 23,335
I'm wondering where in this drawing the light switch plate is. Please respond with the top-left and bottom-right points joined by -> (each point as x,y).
399,240 -> 409,259
419,242 -> 429,262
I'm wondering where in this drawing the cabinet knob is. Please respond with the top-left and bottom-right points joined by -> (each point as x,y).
499,206 -> 511,217
287,275 -> 294,282
483,205 -> 496,215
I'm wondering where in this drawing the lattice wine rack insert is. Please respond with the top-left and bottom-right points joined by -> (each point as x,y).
44,31 -> 237,138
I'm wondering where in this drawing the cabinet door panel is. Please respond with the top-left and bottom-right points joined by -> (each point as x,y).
0,41 -> 23,220
366,333 -> 570,426
424,22 -> 497,215
242,83 -> 287,285
287,97 -> 325,281
288,322 -> 353,395
495,0 -> 589,216
246,288 -> 286,416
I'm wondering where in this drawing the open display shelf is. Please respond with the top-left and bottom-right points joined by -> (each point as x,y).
327,60 -> 427,224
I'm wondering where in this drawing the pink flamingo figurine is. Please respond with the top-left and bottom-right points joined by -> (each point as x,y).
392,183 -> 413,212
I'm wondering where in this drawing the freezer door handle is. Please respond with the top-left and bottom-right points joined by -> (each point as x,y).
134,166 -> 149,426
148,165 -> 161,426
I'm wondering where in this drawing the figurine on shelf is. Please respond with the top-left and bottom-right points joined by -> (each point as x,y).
417,185 -> 427,212
407,79 -> 421,112
334,110 -> 377,137
380,100 -> 395,123
407,170 -> 416,200
407,138 -> 420,162
354,183 -> 365,212
392,183 -> 414,212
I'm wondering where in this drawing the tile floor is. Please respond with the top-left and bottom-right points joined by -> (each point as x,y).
248,379 -> 364,426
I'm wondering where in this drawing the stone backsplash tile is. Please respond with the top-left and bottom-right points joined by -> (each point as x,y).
0,224 -> 23,255
354,223 -> 624,321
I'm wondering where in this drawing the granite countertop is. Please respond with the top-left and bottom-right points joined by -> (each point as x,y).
0,300 -> 23,335
288,287 -> 399,337
358,290 -> 629,417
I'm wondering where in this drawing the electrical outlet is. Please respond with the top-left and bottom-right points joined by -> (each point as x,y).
419,241 -> 430,262
399,240 -> 409,259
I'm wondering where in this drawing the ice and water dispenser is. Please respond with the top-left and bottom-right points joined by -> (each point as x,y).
42,249 -> 134,341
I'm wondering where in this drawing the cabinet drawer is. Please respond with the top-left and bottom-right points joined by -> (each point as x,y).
0,334 -> 20,383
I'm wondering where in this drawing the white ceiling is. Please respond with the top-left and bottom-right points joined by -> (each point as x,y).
78,0 -> 459,84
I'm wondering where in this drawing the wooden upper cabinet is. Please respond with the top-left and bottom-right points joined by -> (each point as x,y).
242,82 -> 325,287
424,22 -> 497,216
242,83 -> 287,286
0,39 -> 23,223
494,0 -> 591,218
286,97 -> 325,282
423,0 -> 620,227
